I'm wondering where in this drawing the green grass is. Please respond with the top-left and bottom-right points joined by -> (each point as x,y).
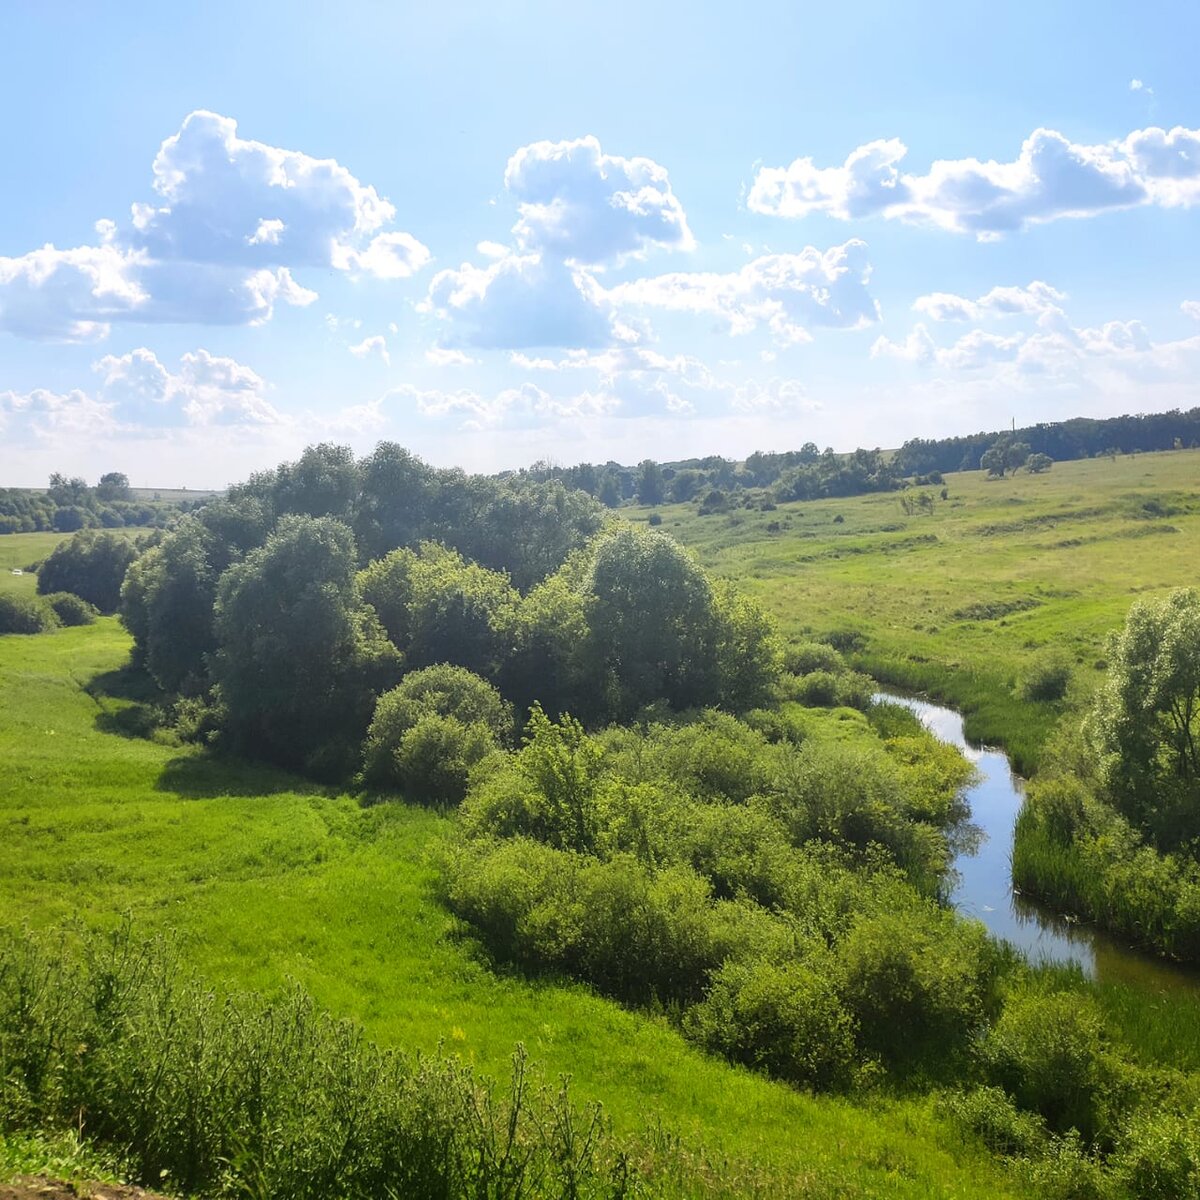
0,576 -> 1027,1198
642,449 -> 1200,773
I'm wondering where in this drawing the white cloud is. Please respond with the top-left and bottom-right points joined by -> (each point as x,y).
425,346 -> 476,366
422,252 -> 614,349
1183,300 -> 1200,321
749,124 -> 1200,236
0,111 -> 426,341
732,377 -> 815,413
348,334 -> 390,365
0,387 -> 116,439
871,323 -> 937,365
608,241 -> 878,344
505,135 -> 693,265
90,346 -> 282,427
913,281 -> 1065,322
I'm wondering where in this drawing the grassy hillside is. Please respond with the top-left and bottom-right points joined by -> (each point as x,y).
0,570 -> 1025,1197
640,449 -> 1200,772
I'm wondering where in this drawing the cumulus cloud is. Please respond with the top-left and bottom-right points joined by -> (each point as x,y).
0,111 -> 426,341
384,381 -> 620,430
91,347 -> 282,426
749,124 -> 1200,236
505,135 -> 693,265
425,346 -> 476,366
1183,300 -> 1200,321
609,241 -> 879,344
731,377 -> 815,413
874,297 -> 1200,391
424,135 -> 693,349
422,253 -> 614,349
913,281 -> 1065,322
348,334 -> 390,365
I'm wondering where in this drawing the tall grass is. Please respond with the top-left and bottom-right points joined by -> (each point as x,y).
0,924 -> 799,1200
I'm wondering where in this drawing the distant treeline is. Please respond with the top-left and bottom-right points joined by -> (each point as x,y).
0,472 -> 191,534
892,407 -> 1200,476
517,407 -> 1200,509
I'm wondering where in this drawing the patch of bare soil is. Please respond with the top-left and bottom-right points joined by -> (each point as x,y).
0,1178 -> 171,1200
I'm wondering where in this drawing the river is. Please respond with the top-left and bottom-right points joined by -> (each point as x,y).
876,691 -> 1199,996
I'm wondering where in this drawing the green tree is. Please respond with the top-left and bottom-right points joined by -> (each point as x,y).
581,526 -> 722,714
38,529 -> 137,613
96,471 -> 132,501
1025,452 -> 1053,474
1087,588 -> 1200,843
213,515 -> 399,774
636,459 -> 665,506
597,470 -> 623,509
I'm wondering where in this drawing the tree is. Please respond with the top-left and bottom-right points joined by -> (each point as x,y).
1006,441 -> 1032,473
597,471 -> 623,509
38,529 -> 137,613
636,460 -> 665,506
580,526 -> 723,714
47,473 -> 90,507
362,665 -> 511,801
358,542 -> 519,678
213,516 -> 399,773
1087,588 -> 1200,845
96,472 -> 132,501
1025,452 -> 1053,474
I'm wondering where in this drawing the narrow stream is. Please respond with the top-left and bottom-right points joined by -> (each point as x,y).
876,691 -> 1199,996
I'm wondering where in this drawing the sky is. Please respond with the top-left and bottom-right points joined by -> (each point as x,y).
1,1 -> 1198,488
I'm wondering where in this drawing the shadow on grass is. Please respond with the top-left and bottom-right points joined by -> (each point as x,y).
155,752 -> 315,800
84,664 -> 164,740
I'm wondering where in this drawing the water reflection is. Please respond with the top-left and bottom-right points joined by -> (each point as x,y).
875,691 -> 1200,994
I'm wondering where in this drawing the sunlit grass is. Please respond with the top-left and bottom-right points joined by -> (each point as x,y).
0,601 -> 1027,1198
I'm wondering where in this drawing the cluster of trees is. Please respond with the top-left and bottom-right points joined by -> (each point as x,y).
1014,588 -> 1200,961
894,408 -> 1200,477
116,442 -> 779,780
0,473 -> 180,534
979,438 -> 1054,478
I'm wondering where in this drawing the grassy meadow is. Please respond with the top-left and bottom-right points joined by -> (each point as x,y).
0,547 -> 1026,1199
639,449 -> 1200,772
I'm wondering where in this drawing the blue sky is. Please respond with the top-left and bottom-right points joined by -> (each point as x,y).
2,1 -> 1198,487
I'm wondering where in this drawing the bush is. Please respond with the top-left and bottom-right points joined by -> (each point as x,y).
1110,1106 -> 1200,1200
783,641 -> 845,676
389,713 -> 498,805
1020,654 -> 1072,702
941,1085 -> 1049,1158
981,990 -> 1111,1140
38,529 -> 137,613
685,958 -> 856,1090
0,594 -> 58,635
794,670 -> 841,707
836,909 -> 992,1068
647,512 -> 663,526
42,591 -> 98,626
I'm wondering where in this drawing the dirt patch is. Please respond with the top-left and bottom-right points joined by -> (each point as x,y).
0,1178 -> 171,1200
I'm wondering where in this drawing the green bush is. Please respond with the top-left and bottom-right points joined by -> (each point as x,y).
836,909 -> 992,1068
783,641 -> 845,676
685,958 -> 856,1090
0,594 -> 58,635
794,670 -> 841,707
981,990 -> 1111,1140
1110,1106 -> 1200,1200
42,591 -> 98,626
363,665 -> 512,801
1020,654 -> 1072,702
38,529 -> 137,613
941,1085 -> 1049,1158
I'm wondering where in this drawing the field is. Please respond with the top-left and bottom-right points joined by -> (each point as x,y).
641,449 -> 1200,772
0,549 -> 1024,1199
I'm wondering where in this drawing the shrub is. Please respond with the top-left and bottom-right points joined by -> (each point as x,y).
836,908 -> 991,1068
794,670 -> 841,707
941,1085 -> 1049,1158
823,627 -> 865,653
981,990 -> 1111,1140
1110,1106 -> 1200,1200
647,512 -> 663,526
42,591 -> 98,626
0,594 -> 58,635
38,529 -> 137,613
1020,653 -> 1072,702
685,958 -> 856,1090
783,641 -> 845,676
390,713 -> 498,805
